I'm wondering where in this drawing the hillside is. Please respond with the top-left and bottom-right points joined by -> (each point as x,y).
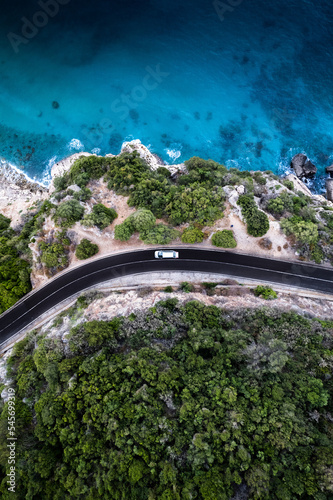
0,291 -> 332,499
0,141 -> 332,311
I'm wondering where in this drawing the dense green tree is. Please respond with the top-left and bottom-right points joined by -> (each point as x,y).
69,155 -> 111,185
105,152 -> 150,193
130,209 -> 156,232
0,234 -> 31,313
114,219 -> 135,241
53,174 -> 69,192
75,239 -> 99,260
238,195 -> 270,237
1,302 -> 332,499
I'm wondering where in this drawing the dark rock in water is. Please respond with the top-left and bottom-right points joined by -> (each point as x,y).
52,101 -> 60,109
326,164 -> 333,178
303,160 -> 317,178
290,153 -> 317,179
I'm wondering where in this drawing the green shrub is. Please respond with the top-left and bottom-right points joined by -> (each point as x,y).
39,236 -> 70,269
310,243 -> 324,264
280,217 -> 318,244
139,224 -> 179,244
73,187 -> 92,202
53,175 -> 69,192
130,209 -> 156,232
283,179 -> 294,191
0,214 -> 11,231
212,230 -> 237,248
238,195 -> 270,237
69,155 -> 111,185
202,282 -> 218,289
253,172 -> 267,185
105,152 -> 150,193
163,286 -> 173,293
54,199 -> 84,227
181,226 -> 205,243
82,204 -> 117,230
156,166 -> 171,178
246,210 -> 270,237
114,220 -> 135,241
254,285 -> 277,300
180,281 -> 194,293
75,239 -> 99,260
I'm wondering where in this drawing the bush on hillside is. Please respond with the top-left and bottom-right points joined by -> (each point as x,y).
139,223 -> 179,245
82,204 -> 117,230
238,195 -> 270,237
254,285 -> 278,300
212,230 -> 237,248
54,199 -> 84,227
280,216 -> 318,244
114,219 -> 135,241
129,209 -> 156,232
181,226 -> 205,243
75,239 -> 99,260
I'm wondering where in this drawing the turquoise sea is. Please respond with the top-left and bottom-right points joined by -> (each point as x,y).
0,0 -> 332,191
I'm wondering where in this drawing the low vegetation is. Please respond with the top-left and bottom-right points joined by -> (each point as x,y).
82,203 -> 117,230
254,285 -> 278,300
181,226 -> 205,243
212,229 -> 237,248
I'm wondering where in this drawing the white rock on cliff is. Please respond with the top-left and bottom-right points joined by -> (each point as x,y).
121,139 -> 187,176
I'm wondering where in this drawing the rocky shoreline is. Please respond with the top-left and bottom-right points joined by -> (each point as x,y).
1,141 -> 332,232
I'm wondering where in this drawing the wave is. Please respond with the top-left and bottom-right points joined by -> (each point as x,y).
0,157 -> 48,188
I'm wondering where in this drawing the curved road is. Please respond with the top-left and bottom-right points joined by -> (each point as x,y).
0,248 -> 332,346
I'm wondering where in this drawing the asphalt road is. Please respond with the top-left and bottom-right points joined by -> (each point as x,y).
0,248 -> 332,346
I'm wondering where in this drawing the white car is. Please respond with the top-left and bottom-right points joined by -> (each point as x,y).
154,250 -> 179,259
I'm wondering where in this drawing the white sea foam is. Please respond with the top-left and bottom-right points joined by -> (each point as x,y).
68,138 -> 84,150
0,158 -> 47,187
165,149 -> 181,162
91,148 -> 101,155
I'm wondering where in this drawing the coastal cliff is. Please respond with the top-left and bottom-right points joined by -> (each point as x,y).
0,141 -> 333,294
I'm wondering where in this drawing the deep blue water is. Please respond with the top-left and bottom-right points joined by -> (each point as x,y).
0,0 -> 332,190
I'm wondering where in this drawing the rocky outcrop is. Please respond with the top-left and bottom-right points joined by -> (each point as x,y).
326,178 -> 333,202
284,173 -> 312,197
326,164 -> 333,178
51,152 -> 94,182
291,153 -> 317,179
121,139 -> 187,176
